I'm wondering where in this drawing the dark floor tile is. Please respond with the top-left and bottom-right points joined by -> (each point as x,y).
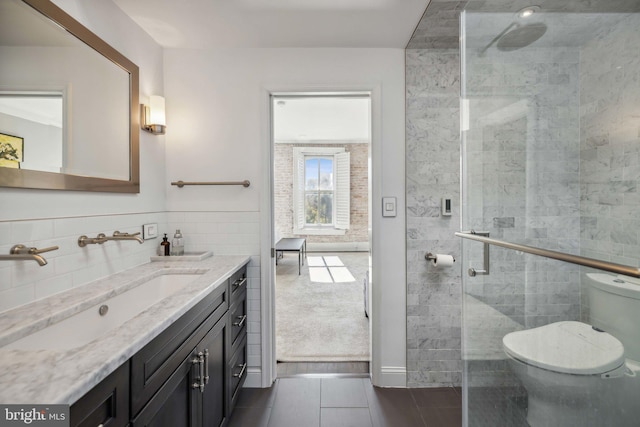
410,387 -> 462,408
419,406 -> 462,427
321,408 -> 373,427
363,380 -> 426,427
321,378 -> 368,408
235,382 -> 279,408
467,386 -> 529,427
268,378 -> 321,427
228,406 -> 272,427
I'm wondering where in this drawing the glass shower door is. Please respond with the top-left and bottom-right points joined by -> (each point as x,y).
460,7 -> 640,427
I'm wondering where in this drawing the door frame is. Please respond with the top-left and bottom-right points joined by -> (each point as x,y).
258,85 -> 380,387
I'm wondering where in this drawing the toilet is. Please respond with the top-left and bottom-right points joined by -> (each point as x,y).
502,273 -> 640,427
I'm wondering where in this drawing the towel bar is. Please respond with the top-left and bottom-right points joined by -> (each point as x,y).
171,180 -> 250,188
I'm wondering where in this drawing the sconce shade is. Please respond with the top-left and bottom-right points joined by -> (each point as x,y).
142,95 -> 166,135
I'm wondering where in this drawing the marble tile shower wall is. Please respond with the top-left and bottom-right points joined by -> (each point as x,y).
406,49 -> 462,387
464,47 -> 582,330
579,14 -> 640,319
405,46 -> 585,387
0,213 -> 166,313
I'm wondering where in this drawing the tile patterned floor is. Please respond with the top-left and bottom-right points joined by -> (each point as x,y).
228,378 -> 462,427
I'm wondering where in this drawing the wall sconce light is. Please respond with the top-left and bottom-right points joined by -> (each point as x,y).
141,95 -> 166,135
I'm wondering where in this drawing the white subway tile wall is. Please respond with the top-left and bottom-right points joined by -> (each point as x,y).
167,211 -> 262,372
1,209 -> 263,379
0,213 -> 166,313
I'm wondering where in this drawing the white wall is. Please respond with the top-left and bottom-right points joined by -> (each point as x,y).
1,3 -> 409,387
163,48 -> 407,386
0,0 -> 166,311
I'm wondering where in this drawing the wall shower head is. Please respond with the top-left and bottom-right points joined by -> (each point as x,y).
478,5 -> 546,55
496,23 -> 547,51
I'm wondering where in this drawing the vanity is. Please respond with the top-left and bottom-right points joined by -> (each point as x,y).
0,255 -> 250,427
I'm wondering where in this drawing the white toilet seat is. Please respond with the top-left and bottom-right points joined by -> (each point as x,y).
503,321 -> 625,375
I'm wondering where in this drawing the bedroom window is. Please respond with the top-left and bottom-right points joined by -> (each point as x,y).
305,156 -> 334,226
293,147 -> 350,234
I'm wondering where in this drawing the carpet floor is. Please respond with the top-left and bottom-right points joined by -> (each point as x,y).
276,251 -> 370,362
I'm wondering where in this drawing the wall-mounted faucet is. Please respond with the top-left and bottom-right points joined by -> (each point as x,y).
78,233 -> 108,246
109,231 -> 144,244
0,244 -> 59,266
78,231 -> 143,247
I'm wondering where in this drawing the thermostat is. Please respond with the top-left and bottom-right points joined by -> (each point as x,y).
441,197 -> 452,216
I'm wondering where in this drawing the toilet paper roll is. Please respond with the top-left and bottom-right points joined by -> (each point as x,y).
432,254 -> 455,268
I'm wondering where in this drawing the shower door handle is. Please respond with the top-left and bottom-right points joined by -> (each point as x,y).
464,231 -> 490,277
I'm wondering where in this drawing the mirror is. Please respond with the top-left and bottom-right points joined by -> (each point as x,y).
0,0 -> 139,192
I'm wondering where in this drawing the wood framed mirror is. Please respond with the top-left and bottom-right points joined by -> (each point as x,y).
0,0 -> 140,192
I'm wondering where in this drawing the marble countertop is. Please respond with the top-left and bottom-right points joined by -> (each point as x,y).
0,255 -> 251,405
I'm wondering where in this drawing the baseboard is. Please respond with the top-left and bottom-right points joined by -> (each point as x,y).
378,366 -> 406,387
243,367 -> 263,388
306,242 -> 369,252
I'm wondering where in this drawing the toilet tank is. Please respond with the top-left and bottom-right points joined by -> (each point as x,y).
587,273 -> 640,361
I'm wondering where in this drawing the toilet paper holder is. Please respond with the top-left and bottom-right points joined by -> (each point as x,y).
425,253 -> 456,263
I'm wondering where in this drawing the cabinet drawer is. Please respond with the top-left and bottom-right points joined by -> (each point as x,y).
228,336 -> 247,412
229,266 -> 247,303
71,361 -> 129,427
229,289 -> 247,351
131,284 -> 228,416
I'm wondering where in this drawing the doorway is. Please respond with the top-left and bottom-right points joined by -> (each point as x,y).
270,93 -> 372,377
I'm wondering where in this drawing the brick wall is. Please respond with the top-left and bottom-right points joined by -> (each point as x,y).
274,143 -> 369,246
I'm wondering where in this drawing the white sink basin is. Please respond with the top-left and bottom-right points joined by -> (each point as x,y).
4,273 -> 203,351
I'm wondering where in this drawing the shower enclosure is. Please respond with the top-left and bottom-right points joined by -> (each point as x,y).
459,4 -> 640,426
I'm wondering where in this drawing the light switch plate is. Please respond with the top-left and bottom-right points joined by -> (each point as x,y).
143,223 -> 158,240
382,197 -> 397,217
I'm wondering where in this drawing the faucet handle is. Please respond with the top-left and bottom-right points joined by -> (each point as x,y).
113,231 -> 141,237
10,244 -> 59,255
10,244 -> 27,254
29,245 -> 59,254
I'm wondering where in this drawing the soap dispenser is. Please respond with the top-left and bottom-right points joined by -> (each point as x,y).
161,234 -> 170,256
172,229 -> 184,256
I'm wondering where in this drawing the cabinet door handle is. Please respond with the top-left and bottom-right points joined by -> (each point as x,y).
192,352 -> 205,392
203,349 -> 210,385
234,363 -> 247,379
233,314 -> 247,328
232,277 -> 247,290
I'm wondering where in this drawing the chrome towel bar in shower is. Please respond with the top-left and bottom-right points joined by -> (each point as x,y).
171,180 -> 251,188
455,231 -> 640,278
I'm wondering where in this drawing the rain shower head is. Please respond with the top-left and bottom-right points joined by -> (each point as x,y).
496,23 -> 547,51
478,5 -> 546,55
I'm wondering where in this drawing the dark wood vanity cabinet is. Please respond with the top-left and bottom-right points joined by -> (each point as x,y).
130,283 -> 229,417
227,268 -> 248,412
70,360 -> 130,427
130,315 -> 229,427
70,263 -> 249,427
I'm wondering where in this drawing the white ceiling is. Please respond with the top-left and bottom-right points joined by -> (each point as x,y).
112,0 -> 430,48
273,96 -> 370,142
